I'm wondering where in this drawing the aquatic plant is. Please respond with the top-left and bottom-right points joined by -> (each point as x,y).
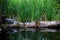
0,0 -> 59,22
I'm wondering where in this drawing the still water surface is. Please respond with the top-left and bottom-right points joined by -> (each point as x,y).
8,28 -> 60,40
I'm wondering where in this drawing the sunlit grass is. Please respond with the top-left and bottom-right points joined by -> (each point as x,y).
1,0 -> 60,22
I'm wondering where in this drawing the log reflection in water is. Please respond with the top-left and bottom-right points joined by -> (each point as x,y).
0,27 -> 60,40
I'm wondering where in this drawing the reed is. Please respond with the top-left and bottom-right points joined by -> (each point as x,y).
1,0 -> 59,22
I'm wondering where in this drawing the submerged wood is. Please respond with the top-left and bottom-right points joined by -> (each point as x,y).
3,21 -> 60,29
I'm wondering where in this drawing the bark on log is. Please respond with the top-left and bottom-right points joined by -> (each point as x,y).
2,21 -> 60,29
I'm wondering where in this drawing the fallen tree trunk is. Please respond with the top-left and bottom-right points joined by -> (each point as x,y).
1,21 -> 60,29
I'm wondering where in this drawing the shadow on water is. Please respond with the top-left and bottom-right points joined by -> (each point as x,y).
0,25 -> 60,40
8,31 -> 60,40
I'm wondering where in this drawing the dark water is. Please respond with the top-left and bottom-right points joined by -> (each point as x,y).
1,28 -> 60,40
8,28 -> 60,40
9,31 -> 60,40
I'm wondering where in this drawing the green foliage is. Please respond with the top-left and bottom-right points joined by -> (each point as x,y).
0,0 -> 60,22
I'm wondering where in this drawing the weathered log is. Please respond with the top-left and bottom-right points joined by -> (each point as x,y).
2,21 -> 60,29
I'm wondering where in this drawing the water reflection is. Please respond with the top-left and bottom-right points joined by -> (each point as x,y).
1,27 -> 60,40
11,28 -> 60,32
9,31 -> 60,40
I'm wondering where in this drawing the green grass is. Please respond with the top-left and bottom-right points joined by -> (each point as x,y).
0,0 -> 60,22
